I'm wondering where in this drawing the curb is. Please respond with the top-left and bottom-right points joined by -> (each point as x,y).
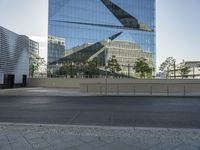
0,122 -> 200,133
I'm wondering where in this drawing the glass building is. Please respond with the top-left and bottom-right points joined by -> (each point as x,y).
48,35 -> 65,63
29,39 -> 39,55
48,0 -> 156,76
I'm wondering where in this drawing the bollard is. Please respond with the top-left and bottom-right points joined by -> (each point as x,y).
167,86 -> 169,96
133,86 -> 135,96
117,85 -> 119,95
100,85 -> 102,95
184,86 -> 186,96
86,84 -> 88,93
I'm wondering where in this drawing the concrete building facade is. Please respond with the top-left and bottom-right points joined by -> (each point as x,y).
0,26 -> 29,88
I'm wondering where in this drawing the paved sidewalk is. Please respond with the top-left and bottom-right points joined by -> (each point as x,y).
0,88 -> 87,97
1,87 -> 200,97
0,123 -> 200,150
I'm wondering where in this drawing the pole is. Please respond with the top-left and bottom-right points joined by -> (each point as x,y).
128,64 -> 130,78
174,61 -> 176,79
105,68 -> 108,95
193,66 -> 195,79
105,45 -> 108,95
70,62 -> 73,78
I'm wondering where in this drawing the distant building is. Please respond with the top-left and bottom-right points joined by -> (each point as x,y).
29,39 -> 40,68
51,37 -> 153,77
29,42 -> 47,78
48,35 -> 65,64
29,39 -> 39,55
47,35 -> 65,76
168,61 -> 200,79
105,40 -> 153,76
156,72 -> 166,79
0,26 -> 29,88
185,61 -> 200,79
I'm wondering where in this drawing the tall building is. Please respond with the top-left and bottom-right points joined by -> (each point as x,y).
29,39 -> 40,67
29,39 -> 47,78
48,0 -> 156,76
29,39 -> 39,55
0,26 -> 29,88
48,35 -> 65,63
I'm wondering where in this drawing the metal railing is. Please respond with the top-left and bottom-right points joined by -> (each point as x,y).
81,83 -> 200,96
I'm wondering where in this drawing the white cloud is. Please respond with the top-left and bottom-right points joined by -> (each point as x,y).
28,35 -> 47,43
39,47 -> 46,50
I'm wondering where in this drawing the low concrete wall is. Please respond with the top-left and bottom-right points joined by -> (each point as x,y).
80,80 -> 200,96
27,78 -> 106,88
27,78 -> 200,96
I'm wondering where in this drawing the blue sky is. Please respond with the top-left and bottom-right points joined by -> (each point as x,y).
0,0 -> 200,69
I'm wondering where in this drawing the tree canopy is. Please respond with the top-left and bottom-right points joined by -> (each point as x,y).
134,57 -> 153,78
159,57 -> 176,78
105,55 -> 121,76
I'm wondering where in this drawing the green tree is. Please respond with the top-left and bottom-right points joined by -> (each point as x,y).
105,55 -> 121,77
84,60 -> 99,78
178,60 -> 191,78
159,57 -> 176,78
74,56 -> 88,77
134,57 -> 153,78
29,58 -> 44,78
59,62 -> 69,77
59,62 -> 75,78
198,65 -> 200,72
29,63 -> 37,78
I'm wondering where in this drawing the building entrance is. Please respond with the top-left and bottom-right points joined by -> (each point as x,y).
4,74 -> 15,88
22,75 -> 27,87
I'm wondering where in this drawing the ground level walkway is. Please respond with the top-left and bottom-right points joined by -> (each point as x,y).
1,87 -> 200,96
0,88 -> 83,97
1,88 -> 200,149
0,123 -> 200,150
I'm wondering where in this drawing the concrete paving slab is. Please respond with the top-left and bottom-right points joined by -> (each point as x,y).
1,87 -> 200,97
0,123 -> 200,150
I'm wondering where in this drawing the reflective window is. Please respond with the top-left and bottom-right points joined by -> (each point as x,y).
48,0 -> 156,65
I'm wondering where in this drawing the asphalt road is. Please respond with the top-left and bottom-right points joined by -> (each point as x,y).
0,96 -> 200,129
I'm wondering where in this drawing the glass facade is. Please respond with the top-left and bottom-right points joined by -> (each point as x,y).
48,35 -> 65,63
48,0 -> 156,75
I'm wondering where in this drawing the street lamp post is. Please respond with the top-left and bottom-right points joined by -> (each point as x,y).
193,65 -> 195,79
128,63 -> 130,78
105,67 -> 108,95
104,39 -> 111,95
173,60 -> 176,79
70,61 -> 74,78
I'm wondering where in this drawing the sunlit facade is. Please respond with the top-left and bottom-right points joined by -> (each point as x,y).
48,0 -> 156,76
